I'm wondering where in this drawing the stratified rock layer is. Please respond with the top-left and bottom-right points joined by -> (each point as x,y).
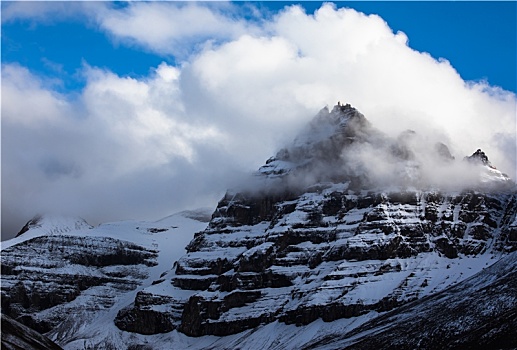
1,235 -> 158,334
171,187 -> 516,336
118,104 -> 516,337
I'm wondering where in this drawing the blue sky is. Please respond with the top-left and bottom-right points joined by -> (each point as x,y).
2,2 -> 516,92
2,1 -> 516,239
269,1 -> 517,93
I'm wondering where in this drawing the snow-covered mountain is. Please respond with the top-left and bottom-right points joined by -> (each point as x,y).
1,104 -> 516,349
1,210 -> 211,349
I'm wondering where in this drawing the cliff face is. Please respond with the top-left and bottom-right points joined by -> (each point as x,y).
1,104 -> 516,349
117,104 -> 517,338
170,189 -> 516,337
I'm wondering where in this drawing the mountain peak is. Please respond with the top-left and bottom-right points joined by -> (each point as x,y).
464,149 -> 512,186
466,148 -> 492,167
259,102 -> 372,180
259,104 -> 512,192
293,102 -> 369,149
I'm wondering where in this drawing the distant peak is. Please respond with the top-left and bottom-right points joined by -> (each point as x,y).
178,208 -> 213,223
465,149 -> 492,167
16,214 -> 92,237
434,142 -> 455,161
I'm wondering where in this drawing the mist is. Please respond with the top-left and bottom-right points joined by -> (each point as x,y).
232,105 -> 514,200
339,128 -> 512,192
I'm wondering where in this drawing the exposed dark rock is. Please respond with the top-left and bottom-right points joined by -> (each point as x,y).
15,215 -> 43,237
1,313 -> 63,350
466,148 -> 491,166
173,275 -> 217,291
217,270 -> 292,292
115,306 -> 175,335
180,291 -> 268,337
281,303 -> 367,326
114,290 -> 186,335
236,245 -> 275,273
433,237 -> 458,258
176,257 -> 234,276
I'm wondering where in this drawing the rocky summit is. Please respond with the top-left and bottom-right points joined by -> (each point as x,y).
1,104 -> 516,349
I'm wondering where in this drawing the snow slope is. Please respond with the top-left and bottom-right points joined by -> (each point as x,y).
1,210 -> 210,349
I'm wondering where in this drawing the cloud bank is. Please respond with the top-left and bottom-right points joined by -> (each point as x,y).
2,3 -> 515,239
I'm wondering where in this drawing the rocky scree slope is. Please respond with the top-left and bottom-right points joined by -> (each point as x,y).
116,104 -> 517,338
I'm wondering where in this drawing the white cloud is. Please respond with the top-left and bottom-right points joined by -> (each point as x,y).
95,2 -> 259,57
183,3 -> 515,174
1,1 -> 100,24
1,64 -> 71,125
1,63 -> 231,237
2,2 -> 516,239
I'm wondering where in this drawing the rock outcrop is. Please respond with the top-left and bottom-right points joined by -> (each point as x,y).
1,313 -> 63,350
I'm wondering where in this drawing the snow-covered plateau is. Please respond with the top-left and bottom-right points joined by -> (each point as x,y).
2,104 -> 516,349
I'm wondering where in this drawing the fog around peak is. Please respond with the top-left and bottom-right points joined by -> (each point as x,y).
254,105 -> 513,195
2,2 -> 515,239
